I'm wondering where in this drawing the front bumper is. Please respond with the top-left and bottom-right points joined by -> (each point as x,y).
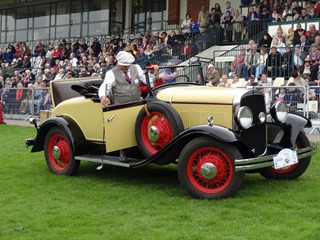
235,142 -> 317,171
25,138 -> 35,148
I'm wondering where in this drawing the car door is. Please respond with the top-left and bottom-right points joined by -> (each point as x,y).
103,101 -> 145,153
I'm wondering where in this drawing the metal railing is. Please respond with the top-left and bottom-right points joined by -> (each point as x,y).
212,45 -> 315,79
1,87 -> 51,118
3,83 -> 320,135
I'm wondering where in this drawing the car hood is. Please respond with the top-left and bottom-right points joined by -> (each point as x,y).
156,86 -> 247,105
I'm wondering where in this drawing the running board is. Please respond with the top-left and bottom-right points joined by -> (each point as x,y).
75,154 -> 147,168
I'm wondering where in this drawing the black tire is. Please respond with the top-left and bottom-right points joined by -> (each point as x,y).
259,131 -> 311,179
44,127 -> 80,175
135,101 -> 184,158
177,137 -> 245,199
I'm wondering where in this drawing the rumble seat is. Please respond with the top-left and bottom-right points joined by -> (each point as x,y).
51,78 -> 102,107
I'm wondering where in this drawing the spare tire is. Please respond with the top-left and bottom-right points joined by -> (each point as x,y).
135,101 -> 184,158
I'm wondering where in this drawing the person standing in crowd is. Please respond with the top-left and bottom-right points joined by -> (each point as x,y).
260,0 -> 270,18
231,9 -> 244,43
247,6 -> 258,39
91,37 -> 101,57
209,8 -> 221,28
99,51 -> 146,106
224,1 -> 235,16
180,40 -> 193,61
214,3 -> 223,16
181,13 -> 191,38
189,18 -> 200,35
198,5 -> 210,30
222,11 -> 233,43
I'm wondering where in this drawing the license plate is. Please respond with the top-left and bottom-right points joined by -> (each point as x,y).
273,149 -> 298,169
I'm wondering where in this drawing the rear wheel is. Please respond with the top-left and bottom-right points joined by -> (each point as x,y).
177,137 -> 245,199
259,132 -> 311,179
44,127 -> 80,175
135,101 -> 184,158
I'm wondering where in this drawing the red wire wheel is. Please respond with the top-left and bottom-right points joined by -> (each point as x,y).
178,137 -> 245,199
44,127 -> 80,175
260,131 -> 311,179
135,101 -> 184,158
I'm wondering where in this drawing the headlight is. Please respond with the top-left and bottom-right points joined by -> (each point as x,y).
237,106 -> 253,129
271,101 -> 288,123
258,112 -> 266,123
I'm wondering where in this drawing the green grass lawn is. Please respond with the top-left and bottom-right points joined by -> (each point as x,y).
1,125 -> 319,240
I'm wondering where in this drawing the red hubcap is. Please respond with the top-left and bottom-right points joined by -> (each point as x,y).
48,134 -> 71,171
141,111 -> 173,154
186,147 -> 233,194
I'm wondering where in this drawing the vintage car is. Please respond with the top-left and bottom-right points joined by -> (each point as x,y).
25,74 -> 317,199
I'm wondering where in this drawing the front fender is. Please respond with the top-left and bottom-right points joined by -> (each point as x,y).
31,116 -> 80,153
267,113 -> 310,148
285,113 -> 310,147
151,125 -> 250,165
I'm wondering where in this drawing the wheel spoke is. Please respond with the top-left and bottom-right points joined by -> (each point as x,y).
187,147 -> 233,194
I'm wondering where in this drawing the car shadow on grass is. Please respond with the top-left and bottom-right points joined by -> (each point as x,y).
77,162 -> 181,191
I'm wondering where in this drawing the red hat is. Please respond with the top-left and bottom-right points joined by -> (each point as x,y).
146,64 -> 158,69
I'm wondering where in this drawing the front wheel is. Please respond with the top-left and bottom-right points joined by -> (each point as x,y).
177,137 -> 245,199
259,132 -> 311,179
44,127 -> 80,175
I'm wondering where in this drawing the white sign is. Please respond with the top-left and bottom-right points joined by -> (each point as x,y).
273,148 -> 298,169
215,56 -> 235,62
